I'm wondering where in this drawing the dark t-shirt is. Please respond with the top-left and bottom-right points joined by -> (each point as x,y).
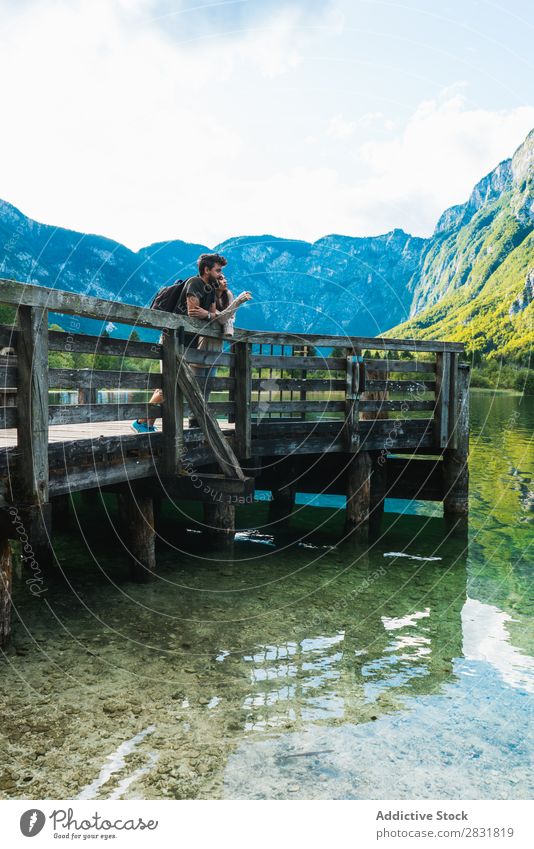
177,276 -> 216,314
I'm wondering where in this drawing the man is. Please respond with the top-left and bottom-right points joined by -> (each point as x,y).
131,253 -> 227,434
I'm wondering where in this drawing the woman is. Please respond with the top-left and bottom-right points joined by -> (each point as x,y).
198,274 -> 252,351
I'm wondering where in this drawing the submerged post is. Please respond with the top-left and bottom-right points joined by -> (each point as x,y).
203,501 -> 236,550
345,451 -> 372,542
117,485 -> 156,581
443,363 -> 469,522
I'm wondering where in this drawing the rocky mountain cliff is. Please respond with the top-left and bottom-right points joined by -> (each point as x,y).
393,128 -> 533,362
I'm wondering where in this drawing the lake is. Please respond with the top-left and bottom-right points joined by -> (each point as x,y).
1,391 -> 532,800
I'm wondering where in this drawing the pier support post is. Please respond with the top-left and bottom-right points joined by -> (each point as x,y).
345,451 -> 372,542
369,453 -> 387,539
0,534 -> 12,648
443,364 -> 469,529
203,501 -> 236,550
117,486 -> 156,582
268,485 -> 296,526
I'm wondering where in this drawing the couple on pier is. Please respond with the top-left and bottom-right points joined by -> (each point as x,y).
131,252 -> 252,434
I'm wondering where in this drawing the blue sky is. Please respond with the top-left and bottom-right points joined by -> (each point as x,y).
1,0 -> 532,248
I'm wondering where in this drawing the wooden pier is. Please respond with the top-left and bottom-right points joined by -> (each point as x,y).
0,280 -> 469,646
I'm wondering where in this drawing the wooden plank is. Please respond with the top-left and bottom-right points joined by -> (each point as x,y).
234,341 -> 252,458
167,473 -> 254,503
443,364 -> 469,517
49,458 -> 157,495
0,408 -> 17,428
51,329 -> 162,359
161,329 -> 182,476
448,353 -> 459,450
198,376 -> 234,392
176,354 -> 245,481
345,354 -> 360,452
185,348 -> 235,368
16,306 -> 49,505
434,352 -> 452,449
0,325 -> 17,349
359,399 -> 435,412
252,355 -> 346,371
251,377 -> 346,392
364,379 -> 436,393
0,364 -> 17,387
237,328 -> 465,353
345,451 -> 372,541
48,403 -> 162,425
49,368 -> 160,390
250,400 -> 345,413
363,359 -> 436,373
0,279 -> 225,340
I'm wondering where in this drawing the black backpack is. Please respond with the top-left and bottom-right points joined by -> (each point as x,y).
149,279 -> 189,313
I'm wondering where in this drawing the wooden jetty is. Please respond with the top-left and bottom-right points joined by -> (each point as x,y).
0,280 -> 469,646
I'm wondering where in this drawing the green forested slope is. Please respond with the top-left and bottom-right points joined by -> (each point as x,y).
390,130 -> 533,364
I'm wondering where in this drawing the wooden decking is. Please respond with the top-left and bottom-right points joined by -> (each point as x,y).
0,418 -> 237,447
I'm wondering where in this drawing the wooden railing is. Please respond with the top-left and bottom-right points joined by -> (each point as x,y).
0,280 -> 465,485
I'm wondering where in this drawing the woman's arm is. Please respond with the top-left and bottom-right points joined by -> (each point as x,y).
212,291 -> 252,326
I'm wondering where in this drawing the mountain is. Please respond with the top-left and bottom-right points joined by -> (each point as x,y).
0,128 -> 532,358
390,129 -> 533,362
0,200 -> 425,338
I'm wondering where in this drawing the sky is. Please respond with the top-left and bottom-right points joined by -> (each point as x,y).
0,0 -> 533,249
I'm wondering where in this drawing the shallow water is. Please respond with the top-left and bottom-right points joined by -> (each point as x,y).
1,391 -> 532,800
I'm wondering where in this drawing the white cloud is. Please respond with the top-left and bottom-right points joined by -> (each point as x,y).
0,1 -> 532,248
354,93 -> 534,235
327,114 -> 357,140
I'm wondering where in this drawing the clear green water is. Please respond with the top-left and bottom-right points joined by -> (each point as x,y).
1,392 -> 532,800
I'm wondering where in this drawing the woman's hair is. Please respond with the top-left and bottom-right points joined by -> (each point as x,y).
217,287 -> 230,310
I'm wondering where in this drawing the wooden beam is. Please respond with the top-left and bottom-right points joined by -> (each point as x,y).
49,368 -> 160,391
48,403 -> 162,425
236,328 -> 465,353
345,353 -> 360,452
176,354 -> 245,481
443,364 -> 469,517
345,451 -> 372,542
16,306 -> 49,506
117,485 -> 156,582
434,352 -> 452,449
234,341 -> 252,458
448,352 -> 459,450
161,329 -> 183,476
362,359 -> 436,373
202,501 -> 236,549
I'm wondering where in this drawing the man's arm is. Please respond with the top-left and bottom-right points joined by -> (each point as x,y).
186,293 -> 213,319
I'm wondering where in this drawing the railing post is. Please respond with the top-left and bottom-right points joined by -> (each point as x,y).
16,305 -> 52,564
161,328 -> 183,476
234,340 -> 252,458
345,350 -> 360,452
434,351 -> 452,448
443,363 -> 469,521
